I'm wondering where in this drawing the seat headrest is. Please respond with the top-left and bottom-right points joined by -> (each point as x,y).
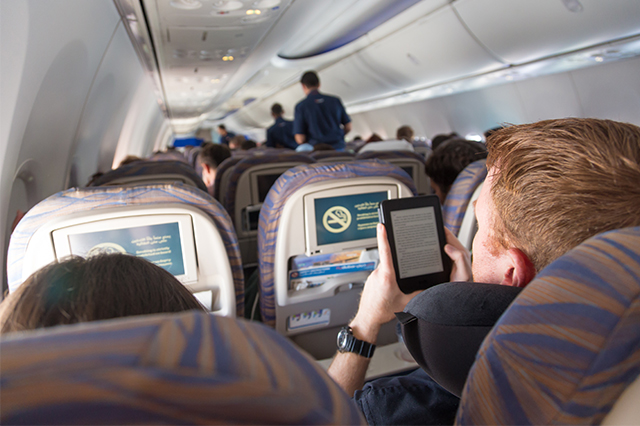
443,159 -> 487,236
0,311 -> 364,425
456,227 -> 640,425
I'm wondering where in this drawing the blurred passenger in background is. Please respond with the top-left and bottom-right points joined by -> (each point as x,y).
266,103 -> 297,150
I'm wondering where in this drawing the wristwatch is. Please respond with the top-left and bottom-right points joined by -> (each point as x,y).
337,326 -> 376,358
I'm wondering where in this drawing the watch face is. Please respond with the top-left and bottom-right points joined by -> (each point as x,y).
337,328 -> 349,351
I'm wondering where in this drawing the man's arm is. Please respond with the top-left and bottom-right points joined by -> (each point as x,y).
327,224 -> 419,396
295,134 -> 306,145
343,122 -> 352,136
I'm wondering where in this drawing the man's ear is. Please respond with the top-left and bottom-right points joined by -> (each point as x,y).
501,248 -> 536,288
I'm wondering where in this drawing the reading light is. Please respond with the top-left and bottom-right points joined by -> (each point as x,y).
246,9 -> 261,15
222,55 -> 234,61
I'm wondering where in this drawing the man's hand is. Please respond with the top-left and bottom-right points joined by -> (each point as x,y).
351,223 -> 421,340
295,134 -> 306,145
444,227 -> 472,282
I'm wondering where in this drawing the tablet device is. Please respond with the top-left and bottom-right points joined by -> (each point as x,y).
378,195 -> 452,294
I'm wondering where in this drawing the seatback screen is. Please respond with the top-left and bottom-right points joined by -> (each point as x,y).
314,192 -> 387,246
257,173 -> 282,202
67,222 -> 185,276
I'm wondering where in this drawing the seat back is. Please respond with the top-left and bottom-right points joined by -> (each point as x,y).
456,227 -> 640,425
258,160 -> 416,359
0,311 -> 363,425
213,156 -> 245,201
8,183 -> 244,317
357,151 -> 430,195
149,150 -> 190,163
310,151 -> 356,162
90,160 -> 207,193
442,159 -> 487,245
224,152 -> 314,266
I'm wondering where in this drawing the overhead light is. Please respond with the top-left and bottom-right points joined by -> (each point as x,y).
211,78 -> 220,83
170,0 -> 202,10
246,9 -> 261,15
593,55 -> 604,62
222,55 -> 234,61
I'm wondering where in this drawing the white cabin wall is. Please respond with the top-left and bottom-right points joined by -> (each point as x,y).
349,56 -> 640,139
1,0 -> 166,292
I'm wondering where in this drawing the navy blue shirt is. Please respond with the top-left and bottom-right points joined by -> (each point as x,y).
220,131 -> 236,146
266,117 -> 297,150
293,90 -> 350,150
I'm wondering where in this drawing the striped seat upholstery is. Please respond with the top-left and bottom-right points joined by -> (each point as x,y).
356,150 -> 425,163
223,152 -> 314,223
258,160 -> 417,326
309,151 -> 355,162
442,159 -> 487,236
456,227 -> 640,425
7,184 -> 244,316
212,156 -> 245,201
90,160 -> 208,193
149,150 -> 190,163
0,310 -> 364,425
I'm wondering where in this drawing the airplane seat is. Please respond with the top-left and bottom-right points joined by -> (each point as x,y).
456,226 -> 640,425
442,159 -> 487,249
412,142 -> 432,159
89,160 -> 208,193
7,183 -> 244,317
224,152 -> 314,267
187,146 -> 202,168
213,156 -> 245,201
258,160 -> 417,363
309,151 -> 356,162
0,311 -> 364,425
357,139 -> 415,154
356,150 -> 430,195
149,150 -> 190,163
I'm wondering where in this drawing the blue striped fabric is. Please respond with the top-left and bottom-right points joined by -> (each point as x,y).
456,227 -> 640,425
356,150 -> 426,164
90,160 -> 208,193
257,160 -> 418,326
212,156 -> 245,201
442,160 -> 487,236
310,151 -> 356,161
149,151 -> 190,163
0,310 -> 364,425
7,184 -> 245,316
222,153 -> 314,225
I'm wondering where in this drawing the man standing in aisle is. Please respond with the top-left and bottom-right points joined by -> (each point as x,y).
266,103 -> 297,149
293,71 -> 352,151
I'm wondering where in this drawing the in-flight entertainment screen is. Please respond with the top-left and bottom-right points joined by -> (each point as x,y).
68,222 -> 185,276
314,191 -> 388,246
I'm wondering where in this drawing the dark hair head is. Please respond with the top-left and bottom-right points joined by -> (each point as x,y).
431,132 -> 459,151
271,103 -> 283,116
241,139 -> 257,150
0,254 -> 205,334
425,138 -> 488,201
218,124 -> 226,131
200,143 -> 231,169
119,155 -> 142,167
396,125 -> 414,142
301,71 -> 320,88
366,133 -> 383,143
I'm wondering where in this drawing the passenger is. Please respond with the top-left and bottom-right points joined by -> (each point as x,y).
365,133 -> 383,143
293,70 -> 351,151
425,138 -> 488,203
217,124 -> 236,146
327,118 -> 640,425
396,125 -> 414,142
266,103 -> 297,150
430,132 -> 459,151
118,155 -> 142,167
0,254 -> 205,334
199,142 -> 231,190
229,135 -> 245,151
241,139 -> 258,150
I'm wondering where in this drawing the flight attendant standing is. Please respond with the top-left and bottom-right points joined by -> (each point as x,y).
293,71 -> 352,151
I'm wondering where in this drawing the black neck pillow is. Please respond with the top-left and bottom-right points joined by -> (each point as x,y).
396,282 -> 522,397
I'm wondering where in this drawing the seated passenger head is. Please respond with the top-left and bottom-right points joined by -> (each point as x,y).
119,155 -> 142,167
300,70 -> 320,94
0,254 -> 205,334
473,118 -> 640,287
241,139 -> 257,151
200,143 -> 231,187
431,132 -> 459,151
366,133 -> 383,143
425,138 -> 488,202
217,124 -> 228,136
229,135 -> 245,151
396,125 -> 414,142
271,103 -> 284,118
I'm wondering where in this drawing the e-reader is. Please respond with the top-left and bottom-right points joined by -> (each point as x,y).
378,195 -> 452,294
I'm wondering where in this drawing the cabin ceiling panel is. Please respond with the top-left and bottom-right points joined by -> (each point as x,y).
454,0 -> 640,65
336,5 -> 503,103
